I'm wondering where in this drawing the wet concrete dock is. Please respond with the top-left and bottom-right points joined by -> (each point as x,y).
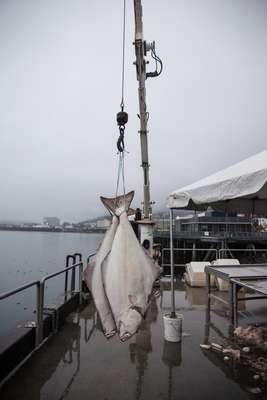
1,279 -> 267,400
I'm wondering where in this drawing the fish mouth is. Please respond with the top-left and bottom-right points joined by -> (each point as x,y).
104,330 -> 117,339
119,331 -> 134,342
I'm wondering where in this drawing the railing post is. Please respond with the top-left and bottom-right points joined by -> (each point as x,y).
39,281 -> 45,345
64,256 -> 70,295
162,248 -> 165,272
170,209 -> 176,318
79,262 -> 83,305
71,253 -> 82,293
66,254 -> 75,296
71,260 -> 76,293
36,282 -> 41,347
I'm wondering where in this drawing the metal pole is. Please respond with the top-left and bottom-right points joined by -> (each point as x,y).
36,282 -> 41,347
38,281 -> 45,345
206,272 -> 211,298
233,282 -> 238,328
71,258 -> 76,293
79,263 -> 83,305
64,256 -> 69,295
133,0 -> 151,219
73,253 -> 82,295
205,272 -> 211,344
229,282 -> 234,326
170,209 -> 176,318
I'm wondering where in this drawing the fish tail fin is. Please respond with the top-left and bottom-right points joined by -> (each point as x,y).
100,191 -> 134,216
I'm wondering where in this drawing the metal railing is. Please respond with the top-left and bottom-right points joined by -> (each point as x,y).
154,230 -> 267,240
218,248 -> 267,259
0,280 -> 41,346
37,261 -> 83,344
87,252 -> 96,264
162,247 -> 218,270
0,256 -> 84,347
161,247 -> 267,269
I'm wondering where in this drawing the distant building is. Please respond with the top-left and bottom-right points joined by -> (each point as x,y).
43,217 -> 60,227
176,211 -> 252,236
96,218 -> 111,229
256,218 -> 267,232
84,221 -> 97,228
153,217 -> 170,232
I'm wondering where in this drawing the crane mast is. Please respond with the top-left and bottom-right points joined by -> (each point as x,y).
133,0 -> 162,250
133,0 -> 150,219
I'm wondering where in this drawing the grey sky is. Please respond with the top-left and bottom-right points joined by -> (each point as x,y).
1,0 -> 266,222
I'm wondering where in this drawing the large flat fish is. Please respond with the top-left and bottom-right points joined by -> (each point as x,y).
83,215 -> 118,337
83,191 -> 135,338
101,202 -> 160,341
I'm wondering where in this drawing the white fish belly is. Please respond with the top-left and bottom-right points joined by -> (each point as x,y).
103,212 -> 159,340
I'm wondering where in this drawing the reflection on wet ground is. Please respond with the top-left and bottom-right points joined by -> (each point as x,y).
1,279 -> 267,400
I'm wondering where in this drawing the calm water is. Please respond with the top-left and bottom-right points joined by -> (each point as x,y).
0,230 -> 103,336
1,282 -> 267,400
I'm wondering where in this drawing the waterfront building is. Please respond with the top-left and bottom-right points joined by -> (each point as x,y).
176,210 -> 252,236
96,218 -> 111,229
43,217 -> 60,227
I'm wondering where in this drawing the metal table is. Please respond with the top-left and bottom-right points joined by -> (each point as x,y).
205,264 -> 267,327
231,278 -> 267,327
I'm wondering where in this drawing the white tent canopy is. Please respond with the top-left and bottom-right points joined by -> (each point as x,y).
167,150 -> 267,214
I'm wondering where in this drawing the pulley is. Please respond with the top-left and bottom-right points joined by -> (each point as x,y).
116,109 -> 128,153
117,110 -> 128,126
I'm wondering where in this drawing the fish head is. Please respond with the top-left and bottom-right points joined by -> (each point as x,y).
118,309 -> 143,342
100,191 -> 134,216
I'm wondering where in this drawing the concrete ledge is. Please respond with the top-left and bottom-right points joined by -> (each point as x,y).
0,293 -> 82,384
0,325 -> 35,382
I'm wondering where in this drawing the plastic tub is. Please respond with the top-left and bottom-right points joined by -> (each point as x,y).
163,313 -> 183,342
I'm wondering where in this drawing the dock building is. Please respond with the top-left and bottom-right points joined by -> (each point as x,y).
43,217 -> 60,228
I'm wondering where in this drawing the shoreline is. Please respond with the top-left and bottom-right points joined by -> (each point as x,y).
0,227 -> 106,234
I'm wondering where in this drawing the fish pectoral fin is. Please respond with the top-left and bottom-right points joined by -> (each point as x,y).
129,305 -> 144,317
128,295 -> 144,317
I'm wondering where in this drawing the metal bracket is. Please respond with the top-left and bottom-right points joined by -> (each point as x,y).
43,307 -> 59,333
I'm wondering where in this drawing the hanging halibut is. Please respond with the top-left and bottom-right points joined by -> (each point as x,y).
101,198 -> 160,341
83,191 -> 135,338
83,215 -> 118,337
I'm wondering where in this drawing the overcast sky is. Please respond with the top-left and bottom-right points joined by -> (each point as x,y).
1,0 -> 266,222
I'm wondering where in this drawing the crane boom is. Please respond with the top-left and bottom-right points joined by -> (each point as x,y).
133,0 -> 151,219
133,0 -> 162,253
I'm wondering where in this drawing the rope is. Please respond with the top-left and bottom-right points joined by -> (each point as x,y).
115,152 -> 126,209
117,126 -> 125,153
121,151 -> 126,200
114,0 -> 127,211
115,154 -> 121,199
120,0 -> 126,111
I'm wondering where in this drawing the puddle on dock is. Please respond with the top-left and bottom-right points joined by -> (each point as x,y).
1,280 -> 267,400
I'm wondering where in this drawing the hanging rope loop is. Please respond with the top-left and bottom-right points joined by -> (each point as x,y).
117,126 -> 125,153
115,151 -> 126,207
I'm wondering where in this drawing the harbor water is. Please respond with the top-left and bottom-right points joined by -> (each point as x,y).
0,230 -> 103,337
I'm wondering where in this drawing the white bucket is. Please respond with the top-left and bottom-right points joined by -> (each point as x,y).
163,313 -> 183,342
